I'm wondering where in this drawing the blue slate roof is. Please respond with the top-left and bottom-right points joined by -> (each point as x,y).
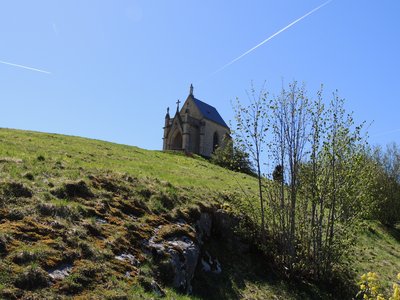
192,97 -> 229,128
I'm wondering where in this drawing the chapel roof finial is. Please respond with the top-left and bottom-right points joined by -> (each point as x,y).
176,99 -> 181,112
189,84 -> 194,96
165,107 -> 170,119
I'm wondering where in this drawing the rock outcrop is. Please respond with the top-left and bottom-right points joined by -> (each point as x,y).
147,212 -> 215,293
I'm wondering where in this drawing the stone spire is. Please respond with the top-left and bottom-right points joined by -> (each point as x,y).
165,107 -> 170,119
189,84 -> 194,96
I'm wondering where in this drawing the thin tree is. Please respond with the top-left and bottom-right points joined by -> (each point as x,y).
232,83 -> 269,237
270,82 -> 310,267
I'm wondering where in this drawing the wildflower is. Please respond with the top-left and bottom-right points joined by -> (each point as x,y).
391,283 -> 400,300
361,274 -> 368,281
367,272 -> 378,282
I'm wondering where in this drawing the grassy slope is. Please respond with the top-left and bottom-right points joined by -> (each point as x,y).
352,221 -> 400,292
0,128 -> 256,192
0,128 -> 399,299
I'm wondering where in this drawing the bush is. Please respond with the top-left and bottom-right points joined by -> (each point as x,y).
362,144 -> 400,226
211,139 -> 254,175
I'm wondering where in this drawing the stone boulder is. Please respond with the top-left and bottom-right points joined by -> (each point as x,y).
148,223 -> 200,293
195,213 -> 212,243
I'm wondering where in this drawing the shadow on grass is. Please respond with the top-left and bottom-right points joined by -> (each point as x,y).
191,237 -> 352,300
379,223 -> 400,242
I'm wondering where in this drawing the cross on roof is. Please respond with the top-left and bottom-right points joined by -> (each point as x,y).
176,99 -> 181,111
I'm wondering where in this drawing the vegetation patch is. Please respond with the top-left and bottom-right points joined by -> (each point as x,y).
0,181 -> 32,198
0,233 -> 9,255
155,223 -> 197,243
36,201 -> 81,221
61,260 -> 104,294
0,128 -> 398,299
90,174 -> 134,196
51,180 -> 94,200
14,265 -> 50,290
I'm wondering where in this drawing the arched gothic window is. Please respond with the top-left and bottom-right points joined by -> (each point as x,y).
213,131 -> 219,152
171,131 -> 182,150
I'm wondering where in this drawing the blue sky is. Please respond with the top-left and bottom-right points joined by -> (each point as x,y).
1,1 -> 399,150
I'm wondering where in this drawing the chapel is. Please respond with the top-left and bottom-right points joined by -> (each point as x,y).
163,85 -> 230,157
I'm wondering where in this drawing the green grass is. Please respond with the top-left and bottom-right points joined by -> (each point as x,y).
352,221 -> 400,292
0,128 -> 260,299
0,128 -> 257,193
0,128 -> 399,299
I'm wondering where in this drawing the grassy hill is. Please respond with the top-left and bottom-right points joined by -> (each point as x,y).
0,128 -> 399,299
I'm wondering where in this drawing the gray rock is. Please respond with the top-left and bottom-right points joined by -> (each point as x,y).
151,280 -> 166,297
201,258 -> 211,272
201,251 -> 222,274
195,213 -> 212,243
213,209 -> 250,253
48,264 -> 73,280
148,225 -> 200,293
115,253 -> 139,266
95,217 -> 107,224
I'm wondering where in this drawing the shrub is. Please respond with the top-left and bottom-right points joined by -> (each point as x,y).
362,144 -> 400,226
211,139 -> 254,175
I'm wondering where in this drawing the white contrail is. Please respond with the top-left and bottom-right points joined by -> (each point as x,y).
212,0 -> 333,75
0,59 -> 51,74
